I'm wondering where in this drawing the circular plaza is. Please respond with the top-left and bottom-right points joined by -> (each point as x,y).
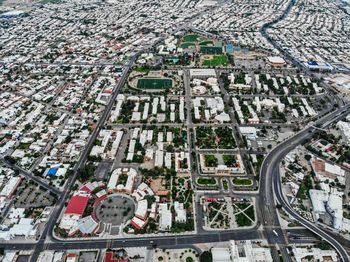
94,194 -> 136,226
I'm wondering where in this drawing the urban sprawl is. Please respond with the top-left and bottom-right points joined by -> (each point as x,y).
0,0 -> 350,261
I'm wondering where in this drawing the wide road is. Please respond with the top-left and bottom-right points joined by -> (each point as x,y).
260,0 -> 299,68
2,75 -> 348,261
2,19 -> 349,261
0,157 -> 62,196
28,55 -> 139,262
2,57 -> 259,256
2,229 -> 260,251
260,104 -> 350,262
257,1 -> 297,254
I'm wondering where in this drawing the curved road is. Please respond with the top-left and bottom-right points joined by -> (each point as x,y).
2,76 -> 349,262
260,104 -> 350,262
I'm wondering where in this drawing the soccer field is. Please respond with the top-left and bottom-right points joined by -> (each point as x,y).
137,78 -> 173,89
182,34 -> 200,42
180,42 -> 196,49
203,55 -> 229,66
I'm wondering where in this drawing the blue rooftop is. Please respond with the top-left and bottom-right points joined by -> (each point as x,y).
308,61 -> 318,66
226,44 -> 234,54
47,168 -> 58,176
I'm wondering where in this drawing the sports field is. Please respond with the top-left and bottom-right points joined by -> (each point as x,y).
137,78 -> 172,89
199,40 -> 214,46
180,42 -> 196,49
203,55 -> 229,66
182,34 -> 200,42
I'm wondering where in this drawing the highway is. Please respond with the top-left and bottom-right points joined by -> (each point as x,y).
1,65 -> 349,262
2,6 -> 349,259
2,229 -> 261,251
15,84 -> 349,262
0,55 -> 347,262
0,53 -> 265,256
260,104 -> 350,262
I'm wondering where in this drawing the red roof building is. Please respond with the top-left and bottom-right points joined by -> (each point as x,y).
64,195 -> 89,216
104,251 -> 128,262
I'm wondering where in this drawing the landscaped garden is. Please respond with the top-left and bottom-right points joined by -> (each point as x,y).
222,179 -> 229,191
233,202 -> 255,227
223,155 -> 237,167
204,155 -> 218,167
232,178 -> 253,186
197,177 -> 217,187
196,127 -> 236,149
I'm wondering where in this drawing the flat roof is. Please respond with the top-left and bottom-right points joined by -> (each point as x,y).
189,68 -> 216,76
65,195 -> 89,216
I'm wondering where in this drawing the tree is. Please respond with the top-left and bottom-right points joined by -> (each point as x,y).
304,154 -> 312,161
4,155 -> 16,165
204,155 -> 218,167
317,241 -> 331,250
200,251 -> 212,262
79,164 -> 96,181
145,195 -> 156,208
166,144 -> 174,152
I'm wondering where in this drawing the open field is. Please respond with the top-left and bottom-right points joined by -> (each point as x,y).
182,34 -> 200,42
180,42 -> 196,49
137,78 -> 173,89
202,55 -> 229,66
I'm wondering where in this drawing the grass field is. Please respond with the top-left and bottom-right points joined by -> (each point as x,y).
203,55 -> 228,66
232,178 -> 253,186
235,211 -> 253,227
134,67 -> 150,74
180,42 -> 196,49
137,78 -> 172,89
197,177 -> 217,186
199,40 -> 214,46
182,34 -> 200,42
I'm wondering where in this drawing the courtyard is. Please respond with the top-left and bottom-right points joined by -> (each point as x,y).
95,194 -> 136,226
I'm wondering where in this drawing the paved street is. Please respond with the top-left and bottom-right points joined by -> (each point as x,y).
1,0 -> 350,260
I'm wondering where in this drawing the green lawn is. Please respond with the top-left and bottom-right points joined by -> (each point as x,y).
199,40 -> 214,46
137,78 -> 172,90
232,178 -> 253,186
134,67 -> 150,74
244,205 -> 255,221
235,212 -> 253,227
203,55 -> 229,66
182,34 -> 200,42
197,177 -> 217,186
204,155 -> 218,167
180,42 -> 196,49
223,155 -> 236,167
222,179 -> 229,191
19,143 -> 31,150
